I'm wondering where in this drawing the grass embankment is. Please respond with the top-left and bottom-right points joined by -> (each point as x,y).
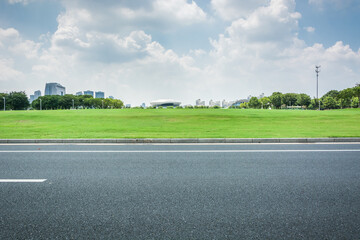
0,108 -> 359,139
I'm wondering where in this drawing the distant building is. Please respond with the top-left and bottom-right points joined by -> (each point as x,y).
222,100 -> 235,108
83,90 -> 94,97
34,90 -> 41,99
141,103 -> 146,108
108,96 -> 114,99
125,104 -> 131,108
29,90 -> 41,104
196,99 -> 205,106
209,100 -> 220,107
76,91 -> 83,96
95,91 -> 105,99
222,99 -> 229,108
231,99 -> 249,107
29,95 -> 35,103
150,99 -> 181,107
45,83 -> 66,96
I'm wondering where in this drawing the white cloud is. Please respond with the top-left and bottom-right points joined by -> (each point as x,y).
153,0 -> 207,24
59,0 -> 207,33
1,0 -> 360,105
206,0 -> 360,99
211,0 -> 269,21
211,0 -> 302,59
0,28 -> 41,59
304,26 -> 315,33
10,40 -> 41,59
0,28 -> 20,47
0,58 -> 24,82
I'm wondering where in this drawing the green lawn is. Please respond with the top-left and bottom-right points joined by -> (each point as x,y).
0,108 -> 359,139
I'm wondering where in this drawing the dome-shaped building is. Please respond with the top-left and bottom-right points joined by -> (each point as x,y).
150,99 -> 181,107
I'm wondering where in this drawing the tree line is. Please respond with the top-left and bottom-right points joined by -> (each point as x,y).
31,94 -> 124,110
0,84 -> 359,111
233,84 -> 360,110
0,92 -> 30,110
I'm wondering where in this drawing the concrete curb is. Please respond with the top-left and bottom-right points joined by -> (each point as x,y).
0,138 -> 360,144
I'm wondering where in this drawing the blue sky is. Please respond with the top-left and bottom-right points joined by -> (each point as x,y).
0,0 -> 359,105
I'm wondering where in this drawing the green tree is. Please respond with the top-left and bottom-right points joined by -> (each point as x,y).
248,97 -> 261,109
88,98 -> 101,109
322,90 -> 339,99
0,93 -> 10,110
239,102 -> 248,109
351,97 -> 359,108
322,97 -> 337,109
296,93 -> 311,107
7,91 -> 30,110
353,85 -> 360,108
59,94 -> 76,109
78,95 -> 93,108
31,98 -> 40,110
282,93 -> 298,106
308,98 -> 322,110
270,92 -> 282,109
337,88 -> 353,108
110,99 -> 124,109
260,97 -> 271,109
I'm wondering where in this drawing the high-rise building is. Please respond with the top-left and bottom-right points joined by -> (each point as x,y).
108,96 -> 114,99
95,91 -> 105,98
76,91 -> 83,96
29,90 -> 42,103
45,83 -> 66,96
34,90 -> 41,99
29,95 -> 35,103
83,90 -> 94,97
196,99 -> 205,106
209,99 -> 220,107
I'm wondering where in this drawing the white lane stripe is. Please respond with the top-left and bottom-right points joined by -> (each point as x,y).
0,179 -> 47,183
0,150 -> 359,153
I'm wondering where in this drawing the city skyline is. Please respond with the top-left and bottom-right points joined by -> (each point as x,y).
0,0 -> 359,106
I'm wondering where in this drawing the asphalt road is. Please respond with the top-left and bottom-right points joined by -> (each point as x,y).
0,143 -> 359,239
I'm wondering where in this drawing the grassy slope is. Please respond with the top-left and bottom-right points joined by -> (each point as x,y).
0,108 -> 359,139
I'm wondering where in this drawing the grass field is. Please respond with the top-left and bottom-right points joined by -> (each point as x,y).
0,108 -> 359,139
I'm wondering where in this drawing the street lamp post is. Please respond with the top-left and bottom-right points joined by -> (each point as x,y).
40,99 -> 42,111
315,65 -> 321,110
3,97 -> 5,111
72,99 -> 74,109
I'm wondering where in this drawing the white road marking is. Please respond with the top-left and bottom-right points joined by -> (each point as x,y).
0,150 -> 359,153
0,179 -> 47,183
1,143 -> 360,146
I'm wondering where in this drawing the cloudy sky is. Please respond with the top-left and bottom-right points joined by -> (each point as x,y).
1,0 -> 359,105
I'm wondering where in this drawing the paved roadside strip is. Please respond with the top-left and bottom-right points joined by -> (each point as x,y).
0,179 -> 47,183
0,138 -> 360,144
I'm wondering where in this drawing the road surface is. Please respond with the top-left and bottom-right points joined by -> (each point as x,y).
1,143 -> 360,239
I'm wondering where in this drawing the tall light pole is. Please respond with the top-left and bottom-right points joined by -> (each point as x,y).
315,65 -> 321,110
72,99 -> 74,109
40,98 -> 42,111
3,97 -> 5,111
